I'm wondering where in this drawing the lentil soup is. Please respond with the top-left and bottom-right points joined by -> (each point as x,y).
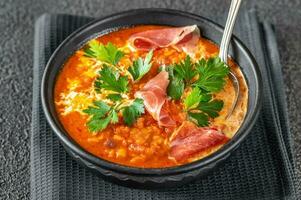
54,25 -> 248,168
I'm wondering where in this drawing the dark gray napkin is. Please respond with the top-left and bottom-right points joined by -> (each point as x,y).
31,12 -> 298,200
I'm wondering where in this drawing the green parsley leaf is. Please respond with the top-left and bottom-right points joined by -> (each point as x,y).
188,112 -> 210,127
184,87 -> 202,110
83,101 -> 114,132
166,55 -> 196,100
166,66 -> 184,100
84,40 -> 124,65
168,75 -> 185,100
84,98 -> 145,132
199,93 -> 213,102
107,94 -> 122,102
198,99 -> 224,118
184,87 -> 213,110
86,116 -> 111,132
128,50 -> 153,81
122,98 -> 145,126
110,110 -> 119,124
194,57 -> 229,92
173,55 -> 196,84
183,87 -> 224,127
83,101 -> 110,118
94,65 -> 129,93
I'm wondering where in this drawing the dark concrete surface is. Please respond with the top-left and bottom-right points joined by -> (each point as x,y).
0,0 -> 300,199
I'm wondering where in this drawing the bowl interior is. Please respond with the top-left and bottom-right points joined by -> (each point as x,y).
41,9 -> 262,175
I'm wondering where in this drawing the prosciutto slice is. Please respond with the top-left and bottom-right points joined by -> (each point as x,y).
128,25 -> 200,55
169,121 -> 228,161
135,71 -> 176,127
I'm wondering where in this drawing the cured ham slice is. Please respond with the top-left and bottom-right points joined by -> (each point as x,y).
169,121 -> 228,161
135,71 -> 176,127
128,25 -> 200,55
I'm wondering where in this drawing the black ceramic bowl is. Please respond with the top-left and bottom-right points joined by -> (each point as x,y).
41,9 -> 262,188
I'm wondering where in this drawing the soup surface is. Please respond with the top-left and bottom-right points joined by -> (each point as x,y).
55,25 -> 248,168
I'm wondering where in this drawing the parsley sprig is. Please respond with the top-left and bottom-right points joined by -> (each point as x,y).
166,56 -> 229,126
84,64 -> 145,132
84,40 -> 124,65
128,50 -> 153,81
84,99 -> 145,132
83,101 -> 117,132
94,65 -> 129,94
82,42 -> 152,132
173,56 -> 197,85
166,66 -> 185,100
194,57 -> 230,92
184,87 -> 223,126
167,56 -> 229,98
122,98 -> 145,126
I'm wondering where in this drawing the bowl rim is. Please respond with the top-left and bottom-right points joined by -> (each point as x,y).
41,8 -> 262,176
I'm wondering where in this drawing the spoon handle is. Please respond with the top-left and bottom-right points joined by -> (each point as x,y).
219,0 -> 242,62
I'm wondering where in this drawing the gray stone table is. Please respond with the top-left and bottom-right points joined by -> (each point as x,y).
0,0 -> 300,199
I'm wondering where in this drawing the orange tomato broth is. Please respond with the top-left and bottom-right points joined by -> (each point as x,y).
54,25 -> 248,168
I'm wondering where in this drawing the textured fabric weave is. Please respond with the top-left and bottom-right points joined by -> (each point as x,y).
31,12 -> 298,200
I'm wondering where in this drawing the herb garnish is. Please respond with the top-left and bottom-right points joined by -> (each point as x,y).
82,41 -> 155,132
128,50 -> 153,81
173,56 -> 196,85
184,87 -> 223,126
166,55 -> 196,100
94,65 -> 129,94
106,94 -> 122,102
83,101 -> 116,132
122,98 -> 145,126
84,64 -> 145,132
82,38 -> 229,131
194,57 -> 229,92
84,99 -> 144,132
84,40 -> 124,65
167,56 -> 229,99
166,66 -> 185,100
166,56 -> 229,126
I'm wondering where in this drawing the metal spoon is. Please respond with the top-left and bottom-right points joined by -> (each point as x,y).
219,0 -> 242,119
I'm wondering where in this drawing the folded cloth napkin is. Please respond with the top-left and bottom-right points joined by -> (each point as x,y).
31,11 -> 298,200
